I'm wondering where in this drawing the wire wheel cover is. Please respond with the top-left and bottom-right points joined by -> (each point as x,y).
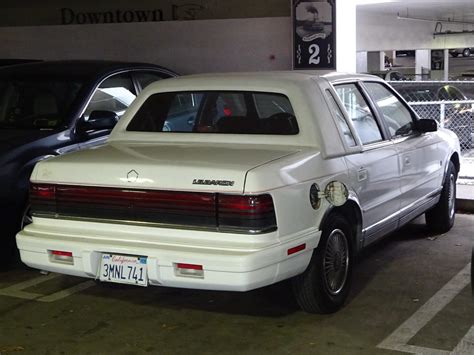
448,174 -> 455,220
323,229 -> 349,295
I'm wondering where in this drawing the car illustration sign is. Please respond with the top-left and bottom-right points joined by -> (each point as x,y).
292,0 -> 336,69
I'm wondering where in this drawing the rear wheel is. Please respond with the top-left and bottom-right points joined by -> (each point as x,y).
451,52 -> 459,58
292,213 -> 353,313
426,161 -> 456,233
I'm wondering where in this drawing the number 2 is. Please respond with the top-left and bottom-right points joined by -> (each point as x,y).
309,44 -> 320,65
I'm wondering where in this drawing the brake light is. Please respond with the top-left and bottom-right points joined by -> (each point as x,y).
218,194 -> 276,233
30,184 -> 56,200
29,184 -> 277,234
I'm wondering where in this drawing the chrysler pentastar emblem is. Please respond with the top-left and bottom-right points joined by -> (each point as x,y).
127,170 -> 139,183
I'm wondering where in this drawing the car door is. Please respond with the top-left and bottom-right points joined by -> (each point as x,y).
361,81 -> 443,223
78,72 -> 137,149
333,82 -> 401,246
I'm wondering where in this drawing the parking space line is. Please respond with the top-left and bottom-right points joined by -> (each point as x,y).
451,326 -> 474,355
37,280 -> 95,302
0,273 -> 59,300
377,263 -> 472,354
0,273 -> 95,302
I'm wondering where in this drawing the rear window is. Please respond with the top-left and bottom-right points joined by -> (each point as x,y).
126,91 -> 299,135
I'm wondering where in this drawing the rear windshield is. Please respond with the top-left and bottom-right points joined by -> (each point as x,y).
127,91 -> 299,135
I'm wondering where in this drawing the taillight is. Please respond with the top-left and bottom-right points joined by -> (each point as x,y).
217,194 -> 277,233
30,184 -> 57,214
29,184 -> 277,234
30,184 -> 56,200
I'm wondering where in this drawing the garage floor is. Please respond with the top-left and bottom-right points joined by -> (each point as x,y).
0,214 -> 472,355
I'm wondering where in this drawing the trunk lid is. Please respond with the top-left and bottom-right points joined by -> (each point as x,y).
33,143 -> 300,193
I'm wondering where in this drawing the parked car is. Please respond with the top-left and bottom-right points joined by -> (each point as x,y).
0,60 -> 177,267
392,83 -> 473,150
17,72 -> 460,313
449,48 -> 474,58
369,70 -> 407,81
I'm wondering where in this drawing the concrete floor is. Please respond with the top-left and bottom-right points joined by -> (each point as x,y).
0,214 -> 472,355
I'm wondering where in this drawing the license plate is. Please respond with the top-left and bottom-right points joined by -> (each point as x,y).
99,254 -> 148,286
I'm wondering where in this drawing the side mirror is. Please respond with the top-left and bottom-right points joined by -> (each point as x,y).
78,110 -> 119,132
416,118 -> 438,133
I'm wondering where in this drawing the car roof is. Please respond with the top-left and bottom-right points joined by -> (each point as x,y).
0,60 -> 177,80
145,71 -> 382,90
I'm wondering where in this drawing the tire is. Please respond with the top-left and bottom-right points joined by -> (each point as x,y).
291,213 -> 353,313
463,48 -> 471,57
425,161 -> 457,233
20,203 -> 32,230
0,203 -> 31,269
451,53 -> 459,58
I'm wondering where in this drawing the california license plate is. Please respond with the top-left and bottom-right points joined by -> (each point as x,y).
99,254 -> 148,286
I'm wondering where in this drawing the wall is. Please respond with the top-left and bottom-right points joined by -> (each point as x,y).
0,18 -> 292,74
0,0 -> 290,26
1,9 -> 473,74
357,10 -> 474,51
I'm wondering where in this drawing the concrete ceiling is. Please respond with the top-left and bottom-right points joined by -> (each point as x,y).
357,0 -> 474,23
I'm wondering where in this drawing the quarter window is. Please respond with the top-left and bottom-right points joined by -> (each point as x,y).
334,84 -> 383,145
325,90 -> 356,147
364,82 -> 414,137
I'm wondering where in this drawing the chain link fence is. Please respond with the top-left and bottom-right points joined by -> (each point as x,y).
390,81 -> 474,182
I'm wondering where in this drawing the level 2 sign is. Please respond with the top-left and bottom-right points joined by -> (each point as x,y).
292,0 -> 336,70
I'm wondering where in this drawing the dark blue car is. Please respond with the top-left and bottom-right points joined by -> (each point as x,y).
0,60 -> 177,267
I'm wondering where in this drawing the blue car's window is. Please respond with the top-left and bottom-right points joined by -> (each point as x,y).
0,79 -> 83,129
127,91 -> 299,135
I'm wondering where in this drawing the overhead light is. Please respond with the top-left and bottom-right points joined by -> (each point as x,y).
356,0 -> 396,5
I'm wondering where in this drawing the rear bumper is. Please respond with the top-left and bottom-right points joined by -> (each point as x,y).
16,218 -> 320,291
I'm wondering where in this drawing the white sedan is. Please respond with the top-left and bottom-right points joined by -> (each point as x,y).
17,72 -> 460,313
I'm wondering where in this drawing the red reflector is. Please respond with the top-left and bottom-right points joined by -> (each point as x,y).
287,244 -> 306,255
51,250 -> 73,257
176,263 -> 203,270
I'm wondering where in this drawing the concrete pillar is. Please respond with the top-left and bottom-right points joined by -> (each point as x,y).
415,49 -> 430,81
356,51 -> 368,73
336,0 -> 356,72
367,51 -> 384,72
444,49 -> 449,81
390,50 -> 396,66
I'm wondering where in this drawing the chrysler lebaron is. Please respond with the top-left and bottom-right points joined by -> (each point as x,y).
16,72 -> 460,313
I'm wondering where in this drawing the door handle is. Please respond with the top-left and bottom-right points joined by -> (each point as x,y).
404,156 -> 411,166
